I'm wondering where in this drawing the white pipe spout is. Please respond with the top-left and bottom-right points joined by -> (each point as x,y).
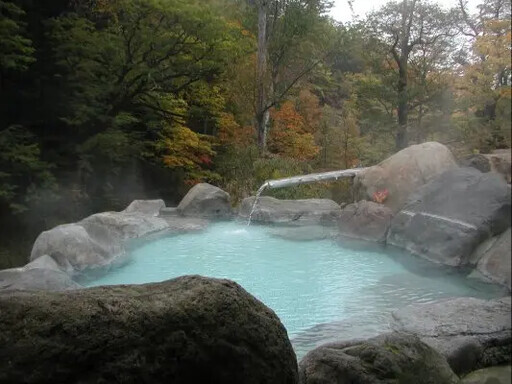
264,168 -> 366,190
247,167 -> 367,225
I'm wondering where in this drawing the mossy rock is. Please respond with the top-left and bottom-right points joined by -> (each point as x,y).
461,365 -> 511,384
299,332 -> 459,384
0,275 -> 298,383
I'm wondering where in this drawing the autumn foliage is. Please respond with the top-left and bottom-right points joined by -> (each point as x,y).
160,125 -> 218,184
269,101 -> 319,161
217,112 -> 255,147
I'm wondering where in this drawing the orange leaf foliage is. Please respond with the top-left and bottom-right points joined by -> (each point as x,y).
217,112 -> 254,147
269,101 -> 319,161
297,89 -> 322,134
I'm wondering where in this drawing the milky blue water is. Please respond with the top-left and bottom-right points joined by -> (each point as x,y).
82,221 -> 503,358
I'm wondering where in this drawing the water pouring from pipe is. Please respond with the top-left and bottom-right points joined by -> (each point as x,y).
247,167 -> 367,225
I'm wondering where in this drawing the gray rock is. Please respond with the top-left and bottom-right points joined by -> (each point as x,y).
354,142 -> 458,213
25,254 -> 62,272
80,212 -> 169,241
0,268 -> 81,291
461,365 -> 511,384
123,199 -> 166,216
460,154 -> 492,173
30,223 -> 115,273
298,332 -> 459,384
159,207 -> 179,216
469,228 -> 511,291
177,183 -> 232,218
240,196 -> 341,225
269,225 -> 338,241
0,275 -> 298,384
161,216 -> 209,232
461,151 -> 511,183
387,167 -> 511,266
30,203 -> 170,273
391,296 -> 512,375
338,200 -> 393,242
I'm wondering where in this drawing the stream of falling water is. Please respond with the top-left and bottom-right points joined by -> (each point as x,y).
247,182 -> 268,225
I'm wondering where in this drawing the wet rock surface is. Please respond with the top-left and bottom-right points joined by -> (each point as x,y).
269,225 -> 338,241
469,228 -> 511,291
338,200 -> 393,243
159,216 -> 209,232
298,332 -> 459,384
391,296 -> 512,375
387,167 -> 511,266
0,275 -> 298,384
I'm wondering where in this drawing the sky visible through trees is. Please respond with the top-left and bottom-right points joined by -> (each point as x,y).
330,0 -> 480,22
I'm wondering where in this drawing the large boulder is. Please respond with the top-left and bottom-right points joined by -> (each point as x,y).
353,142 -> 458,213
30,200 -> 171,273
177,183 -> 232,219
338,200 -> 393,242
391,296 -> 512,375
0,275 -> 298,384
240,196 -> 341,225
0,255 -> 81,291
30,223 -> 117,273
469,228 -> 511,291
387,167 -> 511,266
298,332 -> 459,384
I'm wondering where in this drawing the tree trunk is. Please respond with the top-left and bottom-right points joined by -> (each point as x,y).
256,1 -> 269,153
256,110 -> 270,151
396,53 -> 409,150
417,103 -> 424,143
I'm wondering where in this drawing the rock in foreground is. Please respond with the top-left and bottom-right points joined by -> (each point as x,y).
299,332 -> 459,384
0,275 -> 298,384
391,296 -> 512,375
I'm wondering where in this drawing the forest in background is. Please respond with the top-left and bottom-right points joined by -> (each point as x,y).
0,0 -> 510,268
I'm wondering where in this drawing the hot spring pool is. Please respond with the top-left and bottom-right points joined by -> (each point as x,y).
81,221 -> 503,358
